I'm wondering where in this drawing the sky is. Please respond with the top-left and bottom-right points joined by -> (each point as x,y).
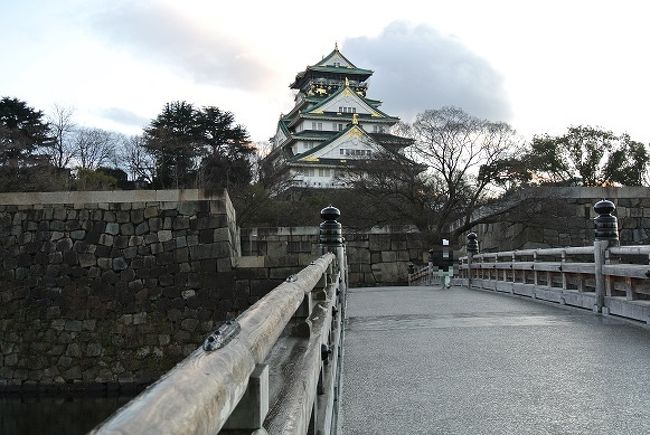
2,0 -> 650,146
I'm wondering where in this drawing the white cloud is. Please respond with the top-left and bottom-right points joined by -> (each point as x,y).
91,2 -> 277,91
344,22 -> 512,123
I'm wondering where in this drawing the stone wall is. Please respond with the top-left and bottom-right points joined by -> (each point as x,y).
0,190 -> 431,390
0,190 -> 246,390
456,187 -> 650,252
240,225 -> 425,286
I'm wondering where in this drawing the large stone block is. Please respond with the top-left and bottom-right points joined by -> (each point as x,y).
369,235 -> 391,251
213,228 -> 232,243
173,216 -> 190,230
266,241 -> 287,257
234,256 -> 265,268
349,248 -> 370,264
78,253 -> 96,268
105,223 -> 120,236
178,201 -> 198,216
157,230 -> 172,243
396,250 -> 409,261
98,234 -> 113,246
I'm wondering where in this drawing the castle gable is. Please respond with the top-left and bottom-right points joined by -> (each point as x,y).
293,125 -> 382,162
315,46 -> 356,68
308,86 -> 384,117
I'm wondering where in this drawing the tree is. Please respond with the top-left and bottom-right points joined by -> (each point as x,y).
118,134 -> 156,185
412,106 -> 520,234
196,106 -> 255,189
344,150 -> 434,229
143,101 -> 254,190
47,104 -> 76,169
524,126 -> 649,186
73,127 -> 117,170
75,168 -> 118,191
0,97 -> 52,168
0,97 -> 54,191
605,134 -> 649,186
143,101 -> 201,189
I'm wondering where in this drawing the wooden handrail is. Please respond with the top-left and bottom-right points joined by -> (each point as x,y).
92,253 -> 336,435
456,244 -> 650,324
460,246 -> 595,262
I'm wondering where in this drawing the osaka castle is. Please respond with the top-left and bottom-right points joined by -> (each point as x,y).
264,44 -> 414,189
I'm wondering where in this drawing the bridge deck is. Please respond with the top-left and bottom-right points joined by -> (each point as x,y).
339,285 -> 650,434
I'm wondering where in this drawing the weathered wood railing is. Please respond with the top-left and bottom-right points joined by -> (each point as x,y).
408,264 -> 435,286
457,200 -> 650,325
92,207 -> 347,435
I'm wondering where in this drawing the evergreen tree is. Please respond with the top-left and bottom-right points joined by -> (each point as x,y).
196,106 -> 254,189
0,97 -> 54,191
522,126 -> 649,186
143,101 -> 200,189
143,101 -> 254,190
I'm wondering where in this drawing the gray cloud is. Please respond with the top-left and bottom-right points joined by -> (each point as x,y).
92,3 -> 274,90
101,107 -> 149,127
344,22 -> 512,122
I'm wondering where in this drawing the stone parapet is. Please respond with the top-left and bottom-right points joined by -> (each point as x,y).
0,189 -> 244,389
241,226 -> 424,286
455,187 -> 650,251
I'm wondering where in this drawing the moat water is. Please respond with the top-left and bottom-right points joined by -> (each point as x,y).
0,394 -> 132,434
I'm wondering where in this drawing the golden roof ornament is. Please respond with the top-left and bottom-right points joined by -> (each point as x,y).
335,41 -> 339,50
345,77 -> 349,87
352,113 -> 359,125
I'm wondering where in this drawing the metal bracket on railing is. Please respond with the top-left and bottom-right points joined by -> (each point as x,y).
203,320 -> 241,352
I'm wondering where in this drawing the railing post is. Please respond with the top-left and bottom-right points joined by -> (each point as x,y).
467,232 -> 479,288
428,249 -> 434,286
319,205 -> 345,292
510,251 -> 517,293
222,365 -> 270,434
593,199 -> 619,313
318,205 -> 345,434
561,249 -> 567,290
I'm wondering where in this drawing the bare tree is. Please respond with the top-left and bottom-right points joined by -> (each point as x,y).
47,105 -> 76,168
117,134 -> 156,184
73,127 -> 116,170
412,106 -> 521,233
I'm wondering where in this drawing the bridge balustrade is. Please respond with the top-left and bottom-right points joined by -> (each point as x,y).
92,207 -> 347,435
455,199 -> 650,325
457,245 -> 650,324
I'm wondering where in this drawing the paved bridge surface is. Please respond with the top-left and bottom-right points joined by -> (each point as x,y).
339,285 -> 650,435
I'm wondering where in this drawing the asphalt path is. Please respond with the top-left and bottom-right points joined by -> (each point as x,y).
339,285 -> 650,435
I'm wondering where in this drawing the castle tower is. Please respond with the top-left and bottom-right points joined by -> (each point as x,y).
264,44 -> 414,188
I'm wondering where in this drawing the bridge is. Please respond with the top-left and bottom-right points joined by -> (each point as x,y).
89,200 -> 650,434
